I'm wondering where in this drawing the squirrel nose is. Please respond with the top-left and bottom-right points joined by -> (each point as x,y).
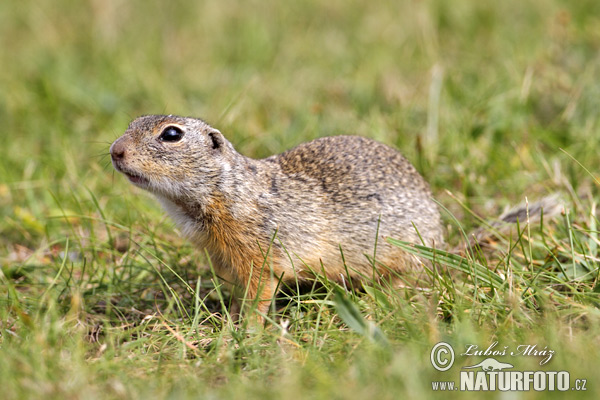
110,139 -> 126,161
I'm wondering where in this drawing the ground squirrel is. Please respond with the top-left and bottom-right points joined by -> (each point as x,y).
110,115 -> 444,317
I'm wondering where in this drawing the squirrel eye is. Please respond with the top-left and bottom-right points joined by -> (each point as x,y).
159,126 -> 184,142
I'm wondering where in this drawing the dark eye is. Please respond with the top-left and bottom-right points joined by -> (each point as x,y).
159,126 -> 184,142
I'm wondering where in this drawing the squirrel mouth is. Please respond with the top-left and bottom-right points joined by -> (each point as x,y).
111,159 -> 150,187
124,172 -> 149,186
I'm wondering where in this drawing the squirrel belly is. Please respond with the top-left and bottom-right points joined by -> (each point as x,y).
110,115 -> 444,316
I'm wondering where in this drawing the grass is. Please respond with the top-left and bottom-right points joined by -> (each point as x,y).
1,0 -> 600,398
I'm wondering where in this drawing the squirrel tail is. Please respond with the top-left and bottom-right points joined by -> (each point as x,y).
495,194 -> 563,225
459,194 -> 563,252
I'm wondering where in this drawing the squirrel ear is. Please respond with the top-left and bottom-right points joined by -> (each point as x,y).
207,130 -> 223,150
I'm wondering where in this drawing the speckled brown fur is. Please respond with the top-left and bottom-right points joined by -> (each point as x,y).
110,115 -> 444,316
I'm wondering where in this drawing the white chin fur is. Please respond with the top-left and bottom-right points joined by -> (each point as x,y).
156,195 -> 205,242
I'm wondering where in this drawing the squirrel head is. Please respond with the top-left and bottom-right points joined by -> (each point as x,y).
110,115 -> 234,201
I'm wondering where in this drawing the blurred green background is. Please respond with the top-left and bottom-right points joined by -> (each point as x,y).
1,0 -> 600,398
2,0 -> 599,231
